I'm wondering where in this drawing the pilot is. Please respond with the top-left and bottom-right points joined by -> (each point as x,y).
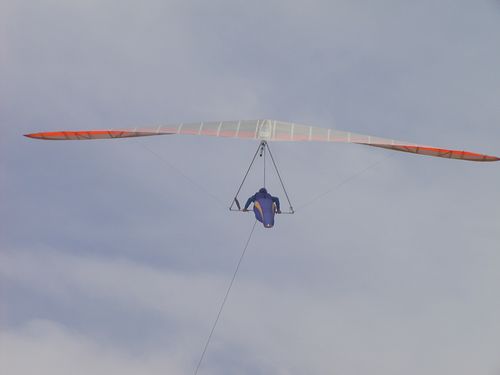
243,188 -> 281,228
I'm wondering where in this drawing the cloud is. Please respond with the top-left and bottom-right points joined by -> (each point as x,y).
0,320 -> 187,375
1,0 -> 500,374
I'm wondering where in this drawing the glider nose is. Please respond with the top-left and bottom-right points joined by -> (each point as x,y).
264,223 -> 274,229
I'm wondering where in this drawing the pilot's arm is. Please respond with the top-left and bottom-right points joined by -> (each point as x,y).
272,196 -> 281,213
243,194 -> 256,211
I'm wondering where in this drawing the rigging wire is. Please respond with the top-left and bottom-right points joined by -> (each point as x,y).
138,136 -> 380,213
296,156 -> 389,211
135,141 -> 226,207
194,220 -> 258,375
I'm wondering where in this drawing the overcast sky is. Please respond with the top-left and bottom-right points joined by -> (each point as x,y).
1,1 -> 500,374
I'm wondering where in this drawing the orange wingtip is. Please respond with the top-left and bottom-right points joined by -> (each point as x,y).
23,130 -> 139,140
24,133 -> 42,139
366,143 -> 500,162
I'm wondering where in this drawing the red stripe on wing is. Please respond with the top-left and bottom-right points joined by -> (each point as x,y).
24,130 -> 167,140
363,143 -> 500,162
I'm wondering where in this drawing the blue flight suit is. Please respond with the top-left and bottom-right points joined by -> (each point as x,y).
244,188 -> 281,228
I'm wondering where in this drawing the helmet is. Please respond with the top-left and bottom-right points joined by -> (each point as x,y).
259,187 -> 267,194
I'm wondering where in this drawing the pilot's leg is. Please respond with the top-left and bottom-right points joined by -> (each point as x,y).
262,202 -> 275,228
253,203 -> 263,223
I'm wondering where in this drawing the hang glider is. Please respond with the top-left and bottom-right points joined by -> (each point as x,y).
24,119 -> 499,162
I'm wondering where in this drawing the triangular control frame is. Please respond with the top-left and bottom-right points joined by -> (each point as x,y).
229,141 -> 295,214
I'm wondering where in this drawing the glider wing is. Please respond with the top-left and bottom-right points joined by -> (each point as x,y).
25,119 -> 499,162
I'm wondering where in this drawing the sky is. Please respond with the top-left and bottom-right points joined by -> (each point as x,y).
1,0 -> 500,374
